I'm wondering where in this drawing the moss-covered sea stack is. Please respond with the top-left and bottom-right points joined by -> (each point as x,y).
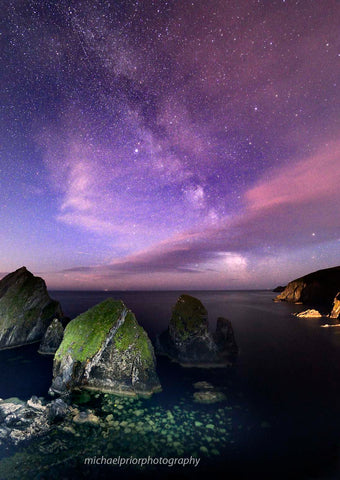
0,267 -> 63,349
157,294 -> 238,367
50,299 -> 161,397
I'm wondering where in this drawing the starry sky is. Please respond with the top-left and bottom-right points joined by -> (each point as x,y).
1,0 -> 339,290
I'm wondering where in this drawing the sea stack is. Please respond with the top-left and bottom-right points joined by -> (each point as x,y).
156,294 -> 238,367
274,266 -> 340,308
50,299 -> 161,397
0,267 -> 63,349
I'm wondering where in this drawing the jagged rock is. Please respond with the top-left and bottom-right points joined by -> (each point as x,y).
273,286 -> 286,293
330,292 -> 340,319
0,398 -> 25,421
0,397 -> 51,445
27,396 -> 46,412
47,398 -> 69,423
50,299 -> 161,397
214,317 -> 238,356
38,318 -> 64,354
156,294 -> 237,366
0,267 -> 63,349
294,309 -> 322,318
274,266 -> 340,307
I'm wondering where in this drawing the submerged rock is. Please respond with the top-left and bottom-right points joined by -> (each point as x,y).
73,410 -> 100,425
294,309 -> 322,318
50,299 -> 161,397
38,318 -> 64,355
156,294 -> 237,366
193,381 -> 214,390
0,267 -> 63,349
274,266 -> 340,307
193,390 -> 226,404
330,292 -> 340,319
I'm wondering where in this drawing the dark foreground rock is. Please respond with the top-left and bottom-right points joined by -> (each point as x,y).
274,266 -> 340,308
38,318 -> 64,355
0,396 -> 52,445
156,294 -> 238,367
47,398 -> 69,423
50,299 -> 161,397
0,267 -> 63,349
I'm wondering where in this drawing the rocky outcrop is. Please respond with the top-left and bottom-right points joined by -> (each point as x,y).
0,396 -> 53,445
274,266 -> 340,308
0,267 -> 63,349
50,299 -> 161,398
38,318 -> 64,355
294,309 -> 322,318
156,294 -> 237,367
330,292 -> 340,319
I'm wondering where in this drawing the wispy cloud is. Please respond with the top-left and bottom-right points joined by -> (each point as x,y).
60,140 -> 340,285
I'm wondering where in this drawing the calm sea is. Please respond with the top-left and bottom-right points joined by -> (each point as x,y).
1,290 -> 340,479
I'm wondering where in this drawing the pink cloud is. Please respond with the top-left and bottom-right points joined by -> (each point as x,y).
246,141 -> 340,211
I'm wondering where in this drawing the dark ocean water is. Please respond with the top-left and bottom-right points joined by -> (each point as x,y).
1,290 -> 340,480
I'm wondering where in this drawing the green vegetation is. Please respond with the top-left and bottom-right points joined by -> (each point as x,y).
55,299 -> 126,363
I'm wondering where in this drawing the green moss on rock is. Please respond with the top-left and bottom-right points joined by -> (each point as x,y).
55,299 -> 125,363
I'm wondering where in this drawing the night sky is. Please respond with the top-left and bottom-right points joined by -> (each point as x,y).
1,0 -> 339,290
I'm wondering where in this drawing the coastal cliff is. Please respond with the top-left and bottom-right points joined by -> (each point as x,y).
274,266 -> 340,308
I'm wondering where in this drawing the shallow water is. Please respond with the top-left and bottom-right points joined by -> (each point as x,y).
1,290 -> 340,479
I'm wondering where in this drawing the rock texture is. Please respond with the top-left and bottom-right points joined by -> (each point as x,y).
330,292 -> 340,319
156,294 -> 237,366
294,309 -> 322,318
50,299 -> 161,397
0,267 -> 63,349
0,396 -> 52,445
38,318 -> 64,355
274,266 -> 340,308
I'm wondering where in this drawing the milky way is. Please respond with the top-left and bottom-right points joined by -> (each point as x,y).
1,0 -> 339,289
